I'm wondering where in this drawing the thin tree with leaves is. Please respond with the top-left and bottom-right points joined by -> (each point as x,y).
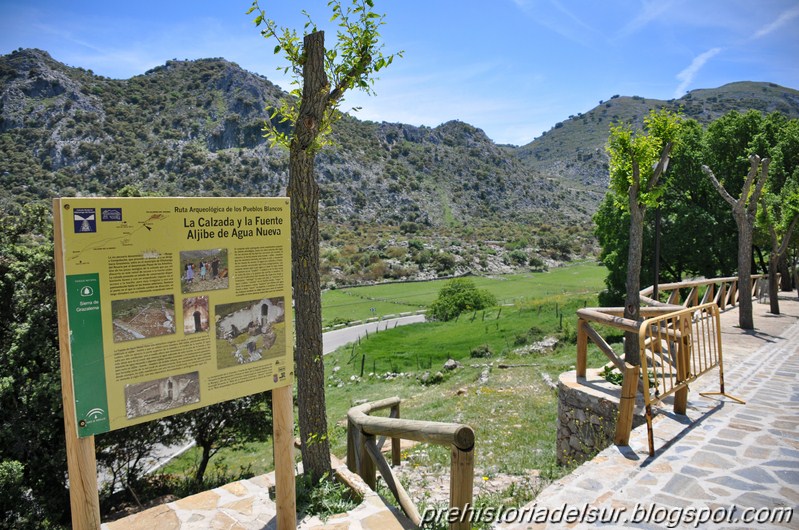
606,109 -> 681,365
248,0 -> 400,484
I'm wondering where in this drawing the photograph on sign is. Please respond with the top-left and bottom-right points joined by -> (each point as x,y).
54,197 -> 292,437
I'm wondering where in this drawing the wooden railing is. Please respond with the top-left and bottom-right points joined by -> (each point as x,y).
639,274 -> 765,309
347,396 -> 475,530
574,275 -> 760,453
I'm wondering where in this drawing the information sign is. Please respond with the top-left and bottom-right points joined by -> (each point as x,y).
54,197 -> 293,436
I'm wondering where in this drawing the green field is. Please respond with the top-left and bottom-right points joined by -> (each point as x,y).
162,261 -> 615,508
322,261 -> 606,326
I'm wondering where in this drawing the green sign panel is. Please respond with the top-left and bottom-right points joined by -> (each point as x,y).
66,273 -> 110,436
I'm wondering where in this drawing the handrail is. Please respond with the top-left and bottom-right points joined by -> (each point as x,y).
347,397 -> 475,530
572,274 -> 760,453
576,274 -> 766,378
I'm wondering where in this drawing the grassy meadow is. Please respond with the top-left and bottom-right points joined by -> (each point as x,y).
162,261 -> 619,506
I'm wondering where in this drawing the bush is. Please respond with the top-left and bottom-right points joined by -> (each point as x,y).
428,278 -> 496,321
470,344 -> 493,358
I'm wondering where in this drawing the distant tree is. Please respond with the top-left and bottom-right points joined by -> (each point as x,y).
606,109 -> 681,365
0,204 -> 69,529
756,117 -> 799,314
429,278 -> 496,321
703,156 -> 768,329
702,110 -> 773,329
249,0 -> 401,484
166,392 -> 272,484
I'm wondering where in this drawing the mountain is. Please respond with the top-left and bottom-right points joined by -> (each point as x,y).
515,82 -> 799,190
2,49 -> 799,282
0,48 -> 590,231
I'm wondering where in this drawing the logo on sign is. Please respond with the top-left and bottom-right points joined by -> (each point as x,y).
101,208 -> 123,222
73,208 -> 97,233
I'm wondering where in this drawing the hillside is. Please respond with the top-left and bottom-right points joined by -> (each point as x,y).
2,49 -> 798,283
515,81 -> 799,189
0,48 -> 587,230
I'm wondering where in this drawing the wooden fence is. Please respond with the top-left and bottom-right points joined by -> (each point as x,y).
347,396 -> 475,530
575,275 -> 757,455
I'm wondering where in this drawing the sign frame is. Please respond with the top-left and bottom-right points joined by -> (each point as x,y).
53,197 -> 296,529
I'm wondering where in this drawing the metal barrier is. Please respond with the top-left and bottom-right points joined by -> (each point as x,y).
637,303 -> 744,455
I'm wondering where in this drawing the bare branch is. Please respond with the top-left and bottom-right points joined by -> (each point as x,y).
778,214 -> 799,257
702,164 -> 738,208
741,154 -> 761,207
749,157 -> 770,215
645,141 -> 673,192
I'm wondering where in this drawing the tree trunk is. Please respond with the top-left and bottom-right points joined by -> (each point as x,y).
623,202 -> 645,366
754,246 -> 768,275
768,251 -> 780,315
290,30 -> 332,485
779,253 -> 792,291
195,443 -> 212,484
734,212 -> 755,329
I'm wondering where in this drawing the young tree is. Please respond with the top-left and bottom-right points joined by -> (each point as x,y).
606,109 -> 681,365
248,0 -> 401,484
166,392 -> 272,484
756,117 -> 799,313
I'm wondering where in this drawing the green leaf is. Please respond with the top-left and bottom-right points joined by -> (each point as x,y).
274,44 -> 281,54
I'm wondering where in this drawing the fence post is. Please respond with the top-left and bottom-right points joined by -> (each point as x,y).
346,419 -> 358,474
360,433 -> 377,490
449,444 -> 474,530
576,318 -> 588,378
390,403 -> 401,466
614,363 -> 639,446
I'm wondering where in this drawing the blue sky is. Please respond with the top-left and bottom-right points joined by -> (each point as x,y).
1,1 -> 797,145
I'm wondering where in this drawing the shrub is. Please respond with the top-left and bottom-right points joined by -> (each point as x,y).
470,344 -> 493,358
428,278 -> 496,321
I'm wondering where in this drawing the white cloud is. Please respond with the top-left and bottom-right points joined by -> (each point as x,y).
673,47 -> 722,98
752,5 -> 799,39
618,0 -> 682,38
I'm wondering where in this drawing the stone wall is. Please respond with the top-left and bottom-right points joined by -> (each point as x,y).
557,368 -> 646,466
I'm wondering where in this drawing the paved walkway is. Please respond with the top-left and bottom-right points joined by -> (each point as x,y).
499,295 -> 799,529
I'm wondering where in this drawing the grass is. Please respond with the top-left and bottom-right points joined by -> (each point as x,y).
322,261 -> 606,326
160,261 -> 617,509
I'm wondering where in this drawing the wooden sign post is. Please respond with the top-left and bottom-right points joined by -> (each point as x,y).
54,197 -> 297,529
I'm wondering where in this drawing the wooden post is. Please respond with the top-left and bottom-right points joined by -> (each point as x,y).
449,445 -> 474,530
272,385 -> 297,530
346,419 -> 358,473
390,403 -> 401,466
576,318 -> 588,378
364,438 -> 421,525
54,200 -> 102,530
667,289 -> 680,305
728,281 -> 737,307
719,282 -> 727,310
360,433 -> 377,490
614,363 -> 639,446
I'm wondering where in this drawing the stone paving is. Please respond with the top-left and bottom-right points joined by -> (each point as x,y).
102,296 -> 799,529
498,296 -> 799,530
